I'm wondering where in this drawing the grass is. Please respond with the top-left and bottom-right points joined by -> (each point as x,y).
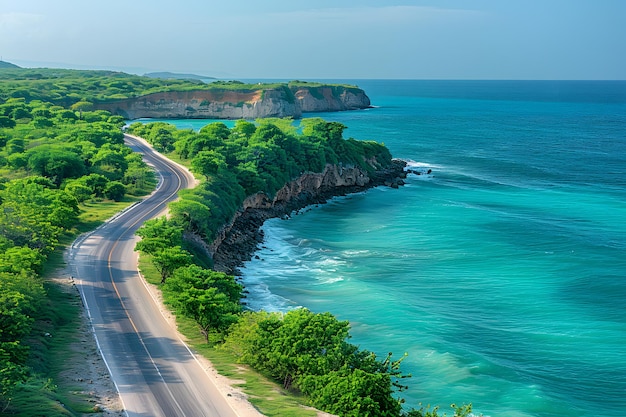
76,197 -> 142,233
137,254 -> 321,417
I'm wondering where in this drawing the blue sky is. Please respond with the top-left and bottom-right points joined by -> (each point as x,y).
1,0 -> 624,79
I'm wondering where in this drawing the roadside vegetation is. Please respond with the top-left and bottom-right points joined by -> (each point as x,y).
0,94 -> 155,415
0,66 -> 474,416
128,120 -> 475,416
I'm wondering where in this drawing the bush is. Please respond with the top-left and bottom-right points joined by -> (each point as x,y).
104,181 -> 126,201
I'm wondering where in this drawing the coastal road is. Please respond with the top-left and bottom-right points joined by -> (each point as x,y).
69,134 -> 239,417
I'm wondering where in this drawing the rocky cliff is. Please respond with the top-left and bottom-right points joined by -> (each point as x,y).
93,84 -> 370,120
209,159 -> 407,275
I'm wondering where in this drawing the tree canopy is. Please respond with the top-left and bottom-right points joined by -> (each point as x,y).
0,87 -> 157,412
127,117 -> 392,242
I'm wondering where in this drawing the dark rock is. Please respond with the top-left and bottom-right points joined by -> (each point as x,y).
210,159 -> 407,275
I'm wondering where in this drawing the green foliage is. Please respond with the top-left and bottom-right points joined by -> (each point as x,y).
128,117 -> 391,209
163,265 -> 242,341
0,68 -> 362,116
128,118 -> 416,414
0,115 -> 16,128
104,180 -> 126,201
0,271 -> 45,405
151,246 -> 192,283
169,198 -> 213,237
191,150 -> 225,180
25,145 -> 86,185
0,177 -> 78,251
136,217 -> 183,251
0,83 -> 157,412
222,309 -> 408,416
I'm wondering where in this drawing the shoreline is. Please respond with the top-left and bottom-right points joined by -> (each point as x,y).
211,159 -> 407,276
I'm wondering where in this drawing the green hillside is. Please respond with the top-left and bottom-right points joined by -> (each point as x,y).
0,60 -> 20,69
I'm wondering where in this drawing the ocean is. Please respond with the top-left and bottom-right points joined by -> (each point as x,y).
157,80 -> 626,417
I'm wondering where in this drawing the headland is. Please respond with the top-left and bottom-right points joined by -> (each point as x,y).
210,159 -> 408,275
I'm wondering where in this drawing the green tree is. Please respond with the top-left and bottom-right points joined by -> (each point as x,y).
165,265 -> 242,341
151,246 -> 192,283
222,309 -> 410,416
6,154 -> 27,170
175,287 -> 237,342
64,181 -> 93,203
299,366 -> 400,417
26,145 -> 86,185
103,181 -> 126,201
5,138 -> 24,155
0,272 -> 45,365
191,150 -> 225,180
82,173 -> 110,198
199,122 -> 230,140
90,145 -> 129,181
265,309 -> 351,388
10,107 -> 31,120
233,162 -> 265,195
32,117 -> 54,128
0,116 -> 15,128
70,100 -> 93,118
135,217 -> 183,255
149,127 -> 176,152
169,199 -> 212,236
230,119 -> 256,140
170,265 -> 242,303
0,178 -> 78,251
0,246 -> 45,275
56,109 -> 77,121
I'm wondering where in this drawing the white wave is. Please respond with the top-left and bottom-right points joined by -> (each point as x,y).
342,249 -> 371,257
318,257 -> 346,267
314,276 -> 344,285
241,278 -> 294,312
405,159 -> 440,169
403,159 -> 439,180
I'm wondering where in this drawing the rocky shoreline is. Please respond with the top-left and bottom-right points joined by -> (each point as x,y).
211,159 -> 408,276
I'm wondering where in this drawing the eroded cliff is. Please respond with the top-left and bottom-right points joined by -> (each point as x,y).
94,84 -> 370,120
209,159 -> 406,275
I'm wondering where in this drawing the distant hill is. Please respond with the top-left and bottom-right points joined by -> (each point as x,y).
0,67 -> 370,119
143,71 -> 215,81
0,60 -> 20,69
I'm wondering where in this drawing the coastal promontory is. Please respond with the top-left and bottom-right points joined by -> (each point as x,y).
94,82 -> 371,119
0,69 -> 371,120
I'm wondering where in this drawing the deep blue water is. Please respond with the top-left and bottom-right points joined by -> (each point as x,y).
239,81 -> 626,417
153,80 -> 626,416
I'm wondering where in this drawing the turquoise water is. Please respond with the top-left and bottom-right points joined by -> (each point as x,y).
236,81 -> 626,417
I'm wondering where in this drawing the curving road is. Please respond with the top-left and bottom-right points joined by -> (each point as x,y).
69,134 -> 239,417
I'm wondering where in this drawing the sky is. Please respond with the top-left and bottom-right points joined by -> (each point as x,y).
1,0 -> 625,80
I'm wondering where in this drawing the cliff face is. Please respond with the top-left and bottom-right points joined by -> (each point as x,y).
94,85 -> 370,120
294,86 -> 371,113
241,164 -> 371,211
209,160 -> 406,275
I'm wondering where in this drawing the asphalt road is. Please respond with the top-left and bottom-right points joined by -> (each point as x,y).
69,134 -> 239,417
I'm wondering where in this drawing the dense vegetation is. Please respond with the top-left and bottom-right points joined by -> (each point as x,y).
0,95 -> 155,414
0,66 -> 474,416
0,67 -> 361,111
126,117 -> 391,242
